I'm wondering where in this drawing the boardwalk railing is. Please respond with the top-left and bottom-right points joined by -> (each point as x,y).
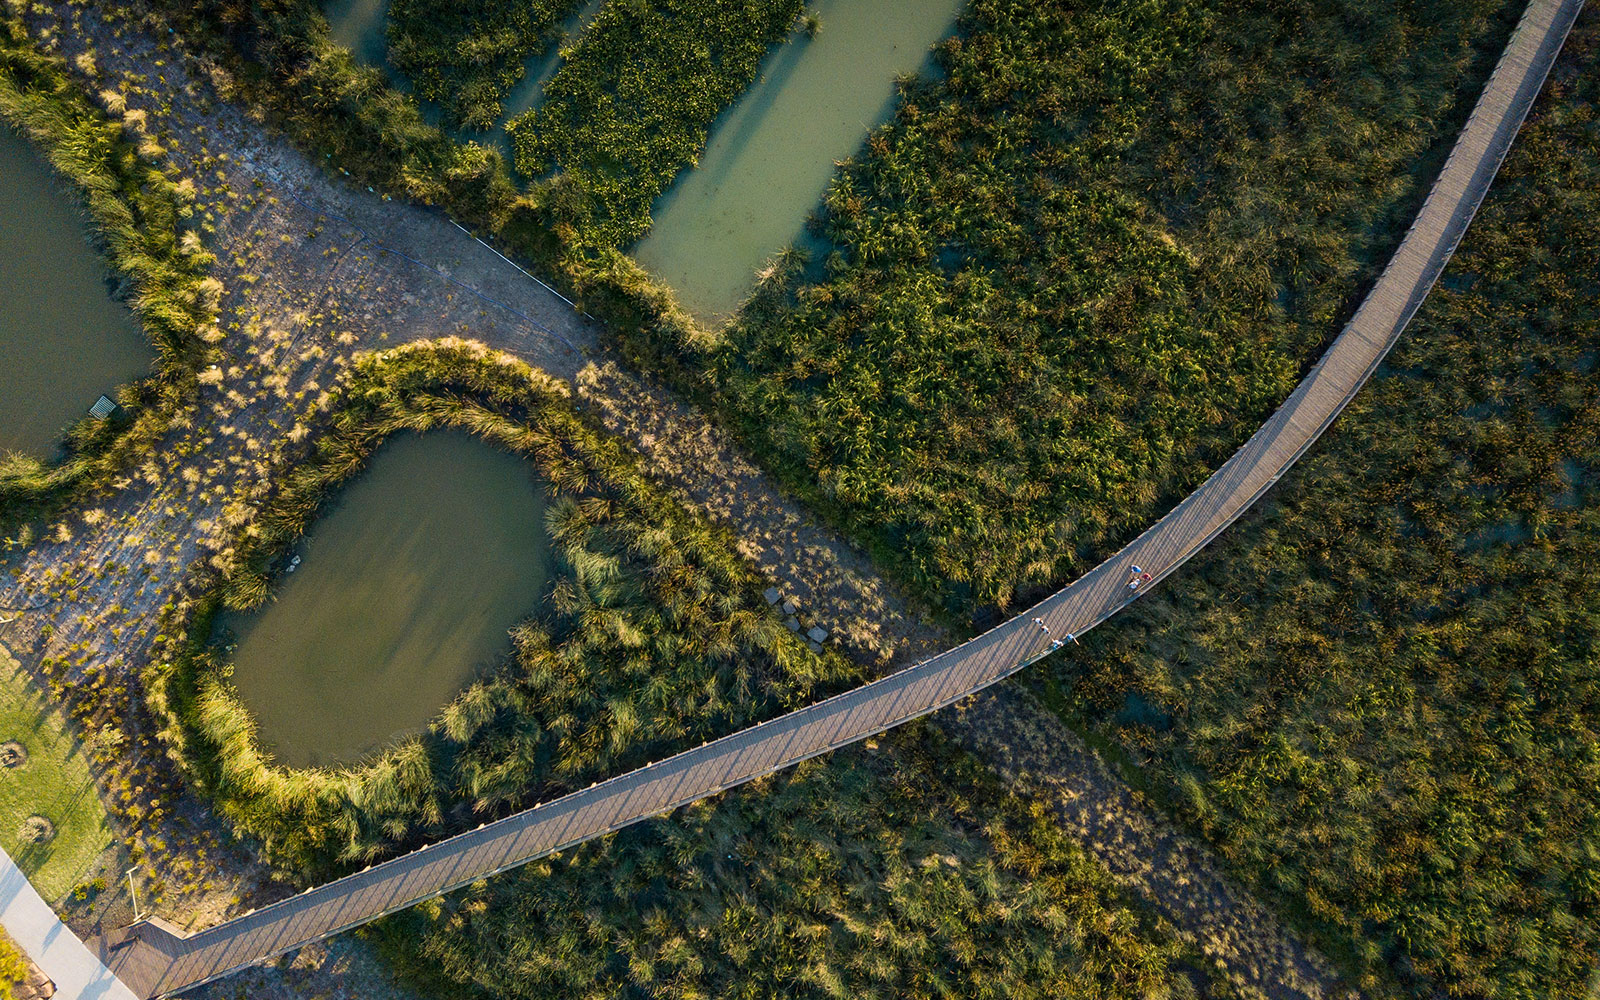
90,1 -> 1586,995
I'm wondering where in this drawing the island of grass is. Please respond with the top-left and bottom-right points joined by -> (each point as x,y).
507,0 -> 806,249
0,637 -> 112,902
384,0 -> 583,131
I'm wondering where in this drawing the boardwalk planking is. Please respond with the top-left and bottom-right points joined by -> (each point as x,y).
90,0 -> 1586,994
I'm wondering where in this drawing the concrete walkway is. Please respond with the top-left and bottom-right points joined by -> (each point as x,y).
0,849 -> 137,1000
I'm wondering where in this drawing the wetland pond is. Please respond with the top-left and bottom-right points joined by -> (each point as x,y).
227,431 -> 552,768
631,0 -> 966,322
0,128 -> 150,456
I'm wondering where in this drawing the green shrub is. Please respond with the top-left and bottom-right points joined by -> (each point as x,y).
700,0 -> 1514,618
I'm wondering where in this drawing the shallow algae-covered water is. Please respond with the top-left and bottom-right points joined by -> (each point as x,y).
0,128 -> 149,456
228,431 -> 553,768
631,0 -> 966,323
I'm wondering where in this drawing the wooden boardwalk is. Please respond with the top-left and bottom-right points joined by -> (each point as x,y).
91,1 -> 1585,994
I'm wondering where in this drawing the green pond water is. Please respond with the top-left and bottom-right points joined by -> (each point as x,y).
323,0 -> 389,66
228,431 -> 552,768
631,0 -> 966,323
0,128 -> 149,456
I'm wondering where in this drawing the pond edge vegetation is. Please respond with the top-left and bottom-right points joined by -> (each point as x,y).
0,9 -> 216,538
145,340 -> 856,874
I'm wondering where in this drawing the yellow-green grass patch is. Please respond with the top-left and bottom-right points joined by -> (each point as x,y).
0,632 -> 112,901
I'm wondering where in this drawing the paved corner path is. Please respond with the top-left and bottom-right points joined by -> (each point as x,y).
0,849 -> 138,1000
87,0 -> 1586,995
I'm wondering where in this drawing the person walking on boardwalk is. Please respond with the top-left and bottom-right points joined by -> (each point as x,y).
1032,616 -> 1050,634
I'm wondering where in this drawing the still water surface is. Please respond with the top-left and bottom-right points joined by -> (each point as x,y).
0,129 -> 149,455
229,431 -> 551,768
323,0 -> 388,66
631,0 -> 965,322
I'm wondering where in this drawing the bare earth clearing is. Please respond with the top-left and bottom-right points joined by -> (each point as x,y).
0,4 -> 1338,998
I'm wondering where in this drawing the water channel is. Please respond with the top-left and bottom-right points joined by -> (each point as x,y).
631,0 -> 965,322
0,128 -> 150,456
323,0 -> 964,324
227,431 -> 552,768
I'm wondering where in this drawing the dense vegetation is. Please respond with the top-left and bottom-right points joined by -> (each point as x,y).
696,0 -> 1515,619
0,10 -> 213,536
69,2 -> 1600,995
385,0 -> 581,131
140,0 -> 1525,622
385,729 -> 1184,1000
1040,19 -> 1600,999
149,342 -> 853,872
507,0 -> 803,250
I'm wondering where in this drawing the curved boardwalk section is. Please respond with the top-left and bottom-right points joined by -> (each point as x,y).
93,1 -> 1585,995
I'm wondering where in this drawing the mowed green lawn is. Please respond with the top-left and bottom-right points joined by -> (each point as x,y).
0,632 -> 111,901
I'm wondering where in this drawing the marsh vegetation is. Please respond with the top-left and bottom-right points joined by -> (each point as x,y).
700,0 -> 1515,619
0,15 -> 214,534
386,728 -> 1187,1000
384,0 -> 581,131
149,341 -> 1195,995
507,0 -> 805,251
62,1 -> 1600,997
1039,21 -> 1600,997
151,343 -> 853,871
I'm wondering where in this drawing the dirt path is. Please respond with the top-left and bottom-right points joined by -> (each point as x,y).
1,5 -> 1344,999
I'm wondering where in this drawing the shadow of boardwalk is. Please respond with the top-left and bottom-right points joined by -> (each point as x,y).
84,1 -> 1587,996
